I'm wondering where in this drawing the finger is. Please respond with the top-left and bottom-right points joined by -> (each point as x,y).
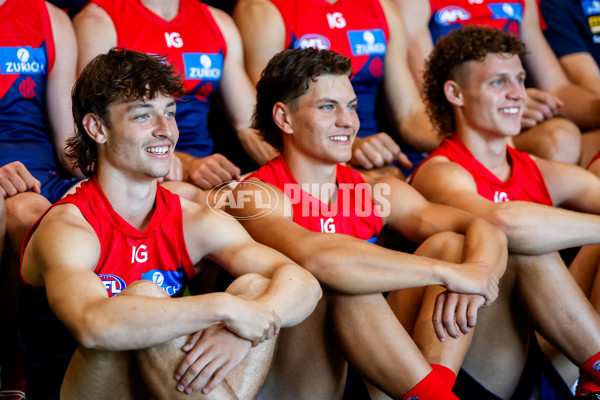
352,149 -> 375,169
192,171 -> 223,190
182,331 -> 203,352
466,297 -> 483,328
177,355 -> 212,393
202,362 -> 231,394
455,297 -> 470,335
370,139 -> 396,165
360,142 -> 385,168
522,108 -> 544,124
375,132 -> 401,154
15,165 -> 42,191
432,292 -> 448,342
442,292 -> 460,339
397,151 -> 414,170
520,117 -> 538,130
176,344 -> 207,382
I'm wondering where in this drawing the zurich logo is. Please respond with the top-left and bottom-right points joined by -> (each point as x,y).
295,34 -> 331,50
99,274 -> 126,297
435,6 -> 471,26
17,48 -> 30,63
363,31 -> 375,45
142,268 -> 185,296
200,54 -> 212,69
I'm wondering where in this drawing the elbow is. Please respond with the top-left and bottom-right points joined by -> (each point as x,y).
487,206 -> 518,240
302,247 -> 341,287
72,313 -> 116,350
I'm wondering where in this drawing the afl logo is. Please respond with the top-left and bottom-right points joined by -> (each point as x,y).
296,34 -> 331,50
99,274 -> 126,297
17,48 -> 30,63
435,6 -> 471,26
594,360 -> 600,372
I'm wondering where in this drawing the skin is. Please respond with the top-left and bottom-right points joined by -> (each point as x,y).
73,0 -> 277,190
233,0 -> 437,174
227,72 -> 506,399
401,52 -> 600,398
393,0 -> 595,164
21,91 -> 322,399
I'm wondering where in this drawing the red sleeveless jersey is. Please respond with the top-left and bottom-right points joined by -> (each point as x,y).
248,156 -> 383,243
412,135 -> 552,205
270,0 -> 388,136
22,177 -> 196,297
91,0 -> 227,157
428,0 -> 525,43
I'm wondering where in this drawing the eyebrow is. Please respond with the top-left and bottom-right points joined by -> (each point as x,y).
125,100 -> 176,112
318,96 -> 358,104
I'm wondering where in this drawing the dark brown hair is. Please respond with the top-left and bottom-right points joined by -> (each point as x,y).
66,48 -> 185,177
423,26 -> 528,136
253,48 -> 352,151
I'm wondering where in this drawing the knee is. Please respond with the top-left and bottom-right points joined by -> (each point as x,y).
226,273 -> 269,299
536,119 -> 582,164
416,231 -> 464,261
122,280 -> 171,298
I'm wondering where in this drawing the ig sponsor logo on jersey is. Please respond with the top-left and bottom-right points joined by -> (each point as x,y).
488,3 -> 523,22
141,268 -> 185,296
99,274 -> 126,297
327,12 -> 346,29
434,6 -> 471,26
183,53 -> 223,81
0,46 -> 46,75
295,34 -> 331,50
347,29 -> 386,56
494,191 -> 510,203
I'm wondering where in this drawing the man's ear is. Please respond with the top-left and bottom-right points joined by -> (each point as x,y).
273,102 -> 294,135
444,80 -> 464,107
82,114 -> 108,144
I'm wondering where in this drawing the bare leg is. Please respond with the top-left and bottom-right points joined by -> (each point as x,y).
1,193 -> 50,392
581,129 -> 600,168
257,295 -> 347,400
513,118 -> 582,164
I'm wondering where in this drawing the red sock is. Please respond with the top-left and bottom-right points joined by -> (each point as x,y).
431,364 -> 457,389
576,372 -> 600,396
581,352 -> 600,386
402,370 -> 459,400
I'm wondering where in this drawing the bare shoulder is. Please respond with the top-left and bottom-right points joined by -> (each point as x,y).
207,4 -> 238,37
72,2 -> 112,25
22,203 -> 100,285
411,155 -> 475,194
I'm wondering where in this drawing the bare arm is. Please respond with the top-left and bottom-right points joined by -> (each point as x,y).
45,3 -> 82,177
521,0 -> 600,129
410,155 -> 600,254
560,52 -> 600,97
181,199 -> 322,328
380,0 -> 439,152
210,7 -> 278,165
392,0 -> 433,90
72,3 -> 116,74
232,0 -> 286,85
22,204 -> 279,351
227,179 -> 498,303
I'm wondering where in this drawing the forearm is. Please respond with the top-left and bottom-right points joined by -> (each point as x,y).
71,292 -> 232,351
554,84 -> 600,130
255,263 -> 322,327
490,202 -> 600,254
462,218 -> 508,278
394,107 -> 441,153
303,238 -> 450,294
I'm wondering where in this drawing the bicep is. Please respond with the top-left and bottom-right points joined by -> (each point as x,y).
232,0 -> 286,84
72,4 -> 116,74
560,53 -> 600,96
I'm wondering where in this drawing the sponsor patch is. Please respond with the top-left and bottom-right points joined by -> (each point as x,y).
347,29 -> 386,56
589,15 -> 600,33
0,46 -> 46,75
182,53 -> 223,81
141,268 -> 185,296
488,3 -> 523,21
582,0 -> 600,16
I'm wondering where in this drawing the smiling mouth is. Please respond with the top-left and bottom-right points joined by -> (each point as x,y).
144,145 -> 170,155
499,107 -> 520,115
328,135 -> 350,142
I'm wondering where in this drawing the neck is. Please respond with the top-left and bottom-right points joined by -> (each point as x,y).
282,152 -> 338,205
95,167 -> 158,231
457,128 -> 512,181
141,0 -> 180,21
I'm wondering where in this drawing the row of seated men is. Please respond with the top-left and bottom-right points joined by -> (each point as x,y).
3,0 -> 600,399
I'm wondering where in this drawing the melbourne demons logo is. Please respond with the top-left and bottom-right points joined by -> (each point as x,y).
99,274 -> 126,297
19,77 -> 36,98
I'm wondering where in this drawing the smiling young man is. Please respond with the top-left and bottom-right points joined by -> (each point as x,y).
226,47 -> 507,400
18,48 -> 321,400
404,26 -> 600,399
